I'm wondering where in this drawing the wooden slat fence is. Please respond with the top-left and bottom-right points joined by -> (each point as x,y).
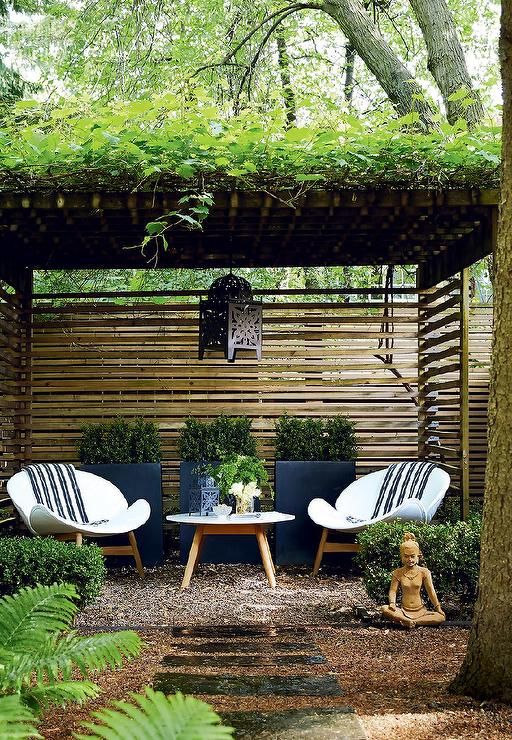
24,288 -> 491,515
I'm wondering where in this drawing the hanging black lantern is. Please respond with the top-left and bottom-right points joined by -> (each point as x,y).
198,273 -> 262,362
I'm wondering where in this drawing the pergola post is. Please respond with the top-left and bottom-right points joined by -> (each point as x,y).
0,264 -> 32,500
460,267 -> 470,520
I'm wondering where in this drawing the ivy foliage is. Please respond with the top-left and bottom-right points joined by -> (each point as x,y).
0,96 -> 501,192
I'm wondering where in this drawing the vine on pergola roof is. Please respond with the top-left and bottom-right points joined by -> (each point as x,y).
0,97 -> 501,193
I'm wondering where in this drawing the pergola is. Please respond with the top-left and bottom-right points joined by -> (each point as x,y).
0,186 -> 498,519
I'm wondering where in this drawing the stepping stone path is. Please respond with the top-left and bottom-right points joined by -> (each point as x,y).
153,625 -> 368,739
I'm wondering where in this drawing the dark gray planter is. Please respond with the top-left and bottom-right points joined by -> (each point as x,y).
80,463 -> 163,567
274,461 -> 356,566
179,462 -> 261,564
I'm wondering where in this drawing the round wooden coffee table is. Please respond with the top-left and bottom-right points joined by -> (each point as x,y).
167,512 -> 295,589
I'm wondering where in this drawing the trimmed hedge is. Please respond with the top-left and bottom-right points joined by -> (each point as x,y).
0,536 -> 105,606
177,416 -> 257,461
274,415 -> 357,461
78,417 -> 161,464
356,519 -> 481,606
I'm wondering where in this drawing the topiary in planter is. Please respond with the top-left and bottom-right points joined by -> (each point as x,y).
274,414 -> 357,461
78,418 -> 161,464
177,416 -> 257,462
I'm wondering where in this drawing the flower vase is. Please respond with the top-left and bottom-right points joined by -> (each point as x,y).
235,496 -> 254,515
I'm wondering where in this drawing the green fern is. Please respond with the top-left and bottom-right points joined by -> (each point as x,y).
0,583 -> 141,735
0,585 -> 233,739
75,689 -> 234,740
0,695 -> 41,738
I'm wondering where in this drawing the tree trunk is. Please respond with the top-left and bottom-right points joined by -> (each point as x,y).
408,0 -> 484,127
343,42 -> 356,106
321,0 -> 436,128
276,32 -> 297,127
450,0 -> 512,702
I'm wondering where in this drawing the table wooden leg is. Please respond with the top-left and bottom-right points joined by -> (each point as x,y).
262,530 -> 275,575
193,531 -> 206,574
256,527 -> 276,588
181,526 -> 204,589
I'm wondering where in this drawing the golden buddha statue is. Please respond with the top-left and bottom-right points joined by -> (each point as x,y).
380,532 -> 446,628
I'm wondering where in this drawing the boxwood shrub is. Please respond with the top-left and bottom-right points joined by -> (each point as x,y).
356,519 -> 481,606
274,415 -> 357,461
0,536 -> 105,606
177,416 -> 257,461
78,417 -> 161,464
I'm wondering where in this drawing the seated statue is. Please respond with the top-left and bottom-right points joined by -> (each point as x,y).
380,532 -> 446,628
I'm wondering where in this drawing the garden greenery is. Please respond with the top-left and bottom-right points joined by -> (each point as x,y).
356,519 -> 481,607
78,418 -> 161,464
0,536 -> 105,606
0,583 -> 233,739
0,583 -> 140,734
177,416 -> 257,461
0,97 -> 501,195
274,415 -> 357,461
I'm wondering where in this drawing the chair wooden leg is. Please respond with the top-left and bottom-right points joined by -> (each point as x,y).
128,531 -> 144,578
312,527 -> 329,576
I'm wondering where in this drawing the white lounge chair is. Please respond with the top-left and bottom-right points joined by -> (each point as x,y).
308,462 -> 450,575
7,465 -> 151,577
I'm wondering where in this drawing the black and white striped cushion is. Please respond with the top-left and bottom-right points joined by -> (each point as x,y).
24,463 -> 89,524
371,462 -> 437,520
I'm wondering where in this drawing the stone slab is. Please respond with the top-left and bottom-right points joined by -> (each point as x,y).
221,708 -> 368,739
171,626 -> 300,639
167,640 -> 316,654
162,654 -> 326,667
153,672 -> 342,697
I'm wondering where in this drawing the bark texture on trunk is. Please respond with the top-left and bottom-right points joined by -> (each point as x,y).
451,0 -> 512,702
408,0 -> 484,126
344,42 -> 356,106
276,32 -> 297,127
321,0 -> 435,128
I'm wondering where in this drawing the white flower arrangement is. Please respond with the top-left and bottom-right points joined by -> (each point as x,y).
229,480 -> 261,513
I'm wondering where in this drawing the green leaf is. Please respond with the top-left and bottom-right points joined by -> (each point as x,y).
145,221 -> 166,235
75,689 -> 234,740
176,163 -> 195,178
294,173 -> 324,182
447,87 -> 471,102
0,695 -> 41,739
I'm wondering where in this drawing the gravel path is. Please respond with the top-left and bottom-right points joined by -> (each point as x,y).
77,561 -> 375,628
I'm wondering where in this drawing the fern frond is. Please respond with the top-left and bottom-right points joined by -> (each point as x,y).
0,583 -> 78,652
75,689 -> 234,740
0,631 -> 141,693
0,695 -> 41,739
23,681 -> 100,712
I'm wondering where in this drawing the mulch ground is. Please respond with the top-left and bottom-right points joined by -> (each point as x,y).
38,563 -> 512,739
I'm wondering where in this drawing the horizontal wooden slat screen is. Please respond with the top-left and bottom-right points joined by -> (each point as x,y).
28,289 -> 491,515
